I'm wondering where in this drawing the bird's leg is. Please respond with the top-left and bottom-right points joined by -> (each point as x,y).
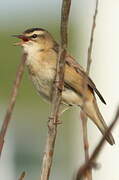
52,105 -> 69,125
48,115 -> 62,125
59,105 -> 70,115
53,115 -> 62,125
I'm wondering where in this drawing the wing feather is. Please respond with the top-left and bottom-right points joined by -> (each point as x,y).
65,54 -> 106,104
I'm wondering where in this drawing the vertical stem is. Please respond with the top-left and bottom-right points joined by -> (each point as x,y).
40,1 -> 71,180
81,112 -> 92,180
81,0 -> 99,179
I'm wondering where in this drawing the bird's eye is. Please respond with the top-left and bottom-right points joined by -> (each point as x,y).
31,34 -> 38,38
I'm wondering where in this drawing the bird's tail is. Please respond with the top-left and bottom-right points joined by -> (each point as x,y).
84,98 -> 115,145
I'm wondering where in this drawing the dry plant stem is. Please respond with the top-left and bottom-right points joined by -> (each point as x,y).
82,116 -> 88,161
18,171 -> 26,180
0,53 -> 26,157
61,0 -> 71,48
40,0 -> 71,180
80,112 -> 92,180
76,107 -> 119,180
81,0 -> 99,179
87,0 -> 99,74
40,48 -> 66,180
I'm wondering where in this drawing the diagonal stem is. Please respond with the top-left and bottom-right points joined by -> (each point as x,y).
76,107 -> 119,180
0,53 -> 26,157
18,171 -> 26,180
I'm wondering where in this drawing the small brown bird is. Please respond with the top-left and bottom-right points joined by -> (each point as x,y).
14,28 -> 115,145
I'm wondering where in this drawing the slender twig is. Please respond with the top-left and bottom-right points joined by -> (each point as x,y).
0,53 -> 26,157
18,171 -> 26,180
40,0 -> 71,180
80,112 -> 92,180
87,0 -> 99,74
81,0 -> 99,179
76,107 -> 119,180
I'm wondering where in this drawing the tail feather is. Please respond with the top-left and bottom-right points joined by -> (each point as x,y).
85,98 -> 115,145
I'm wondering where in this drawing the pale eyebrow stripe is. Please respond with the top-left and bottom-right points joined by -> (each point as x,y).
28,34 -> 45,38
25,31 -> 45,37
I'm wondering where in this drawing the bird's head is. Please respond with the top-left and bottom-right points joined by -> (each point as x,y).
13,28 -> 55,53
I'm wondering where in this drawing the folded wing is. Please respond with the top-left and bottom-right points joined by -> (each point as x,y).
65,54 -> 106,104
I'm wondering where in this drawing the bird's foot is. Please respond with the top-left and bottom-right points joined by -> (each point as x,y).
48,116 -> 62,125
53,119 -> 62,125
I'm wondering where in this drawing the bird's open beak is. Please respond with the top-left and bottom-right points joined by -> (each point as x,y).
12,35 -> 29,46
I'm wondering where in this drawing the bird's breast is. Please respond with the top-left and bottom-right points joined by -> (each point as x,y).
26,51 -> 56,100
